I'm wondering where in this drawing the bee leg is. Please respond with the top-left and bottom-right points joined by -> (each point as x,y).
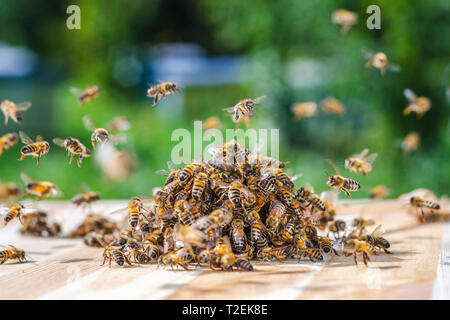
353,253 -> 358,266
381,68 -> 386,76
4,115 -> 9,126
77,155 -> 83,168
18,154 -> 26,161
36,155 -> 41,166
343,189 -> 351,198
69,154 -> 74,165
365,61 -> 372,68
384,248 -> 392,254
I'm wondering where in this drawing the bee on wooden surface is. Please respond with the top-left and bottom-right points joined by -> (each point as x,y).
158,248 -> 193,270
0,133 -> 18,156
291,102 -> 318,121
84,232 -> 114,248
332,9 -> 357,34
102,244 -> 131,267
196,249 -> 210,266
259,245 -> 294,262
401,132 -> 420,154
321,97 -> 346,115
203,116 -> 223,130
70,85 -> 100,106
345,148 -> 377,177
344,239 -> 373,267
71,188 -> 101,209
110,197 -> 153,231
362,49 -> 400,76
53,137 -> 92,168
235,256 -> 254,271
327,220 -> 346,240
20,173 -> 60,200
352,217 -> 375,236
297,248 -> 324,262
0,245 -> 28,264
210,236 -> 236,270
18,131 -> 50,166
403,89 -> 431,118
142,235 -> 162,261
223,96 -> 266,128
1,100 -> 31,126
326,160 -> 360,198
362,225 -> 391,254
0,181 -> 21,202
370,185 -> 390,200
410,196 -> 440,220
146,82 -> 178,106
0,203 -> 35,226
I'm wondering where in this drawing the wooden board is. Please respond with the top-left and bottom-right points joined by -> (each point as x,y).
0,199 -> 448,300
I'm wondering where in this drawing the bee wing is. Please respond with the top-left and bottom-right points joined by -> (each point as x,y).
109,206 -> 128,215
403,89 -> 417,102
156,169 -> 170,176
82,115 -> 97,131
371,224 -> 384,237
70,87 -> 82,95
253,96 -> 267,104
223,106 -> 236,113
365,153 -> 378,165
36,135 -> 44,142
354,148 -> 369,159
52,138 -> 66,147
22,208 -> 38,215
290,173 -> 303,182
167,161 -> 181,172
16,102 -> 32,111
20,172 -> 34,184
386,62 -> 401,72
109,133 -> 127,145
326,159 -> 340,175
362,48 -> 375,59
18,131 -> 34,144
320,190 -> 339,204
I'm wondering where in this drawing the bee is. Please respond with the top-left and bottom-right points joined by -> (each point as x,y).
203,116 -> 223,130
235,257 -> 254,271
345,148 -> 378,177
410,196 -> 440,220
362,49 -> 400,76
18,131 -> 50,166
0,181 -> 21,202
173,199 -> 201,226
103,150 -> 137,182
344,239 -> 373,267
192,201 -> 233,232
266,200 -> 287,229
0,203 -> 35,226
21,173 -> 60,200
291,102 -> 318,121
111,197 -> 152,231
332,9 -> 357,34
83,115 -> 110,149
296,185 -> 326,212
0,133 -> 19,156
352,217 -> 375,236
192,172 -> 208,200
106,116 -> 130,132
70,85 -> 101,105
362,225 -> 391,254
403,89 -> 431,118
318,236 -> 339,256
143,235 -> 162,261
53,137 -> 92,168
0,245 -> 27,264
84,232 -> 113,247
210,236 -> 236,270
0,100 -> 32,126
146,82 -> 178,106
128,248 -> 151,264
321,97 -> 346,115
197,249 -> 210,265
297,248 -> 324,262
230,218 -> 246,253
401,132 -> 420,154
179,163 -> 202,185
223,96 -> 266,128
315,191 -> 338,230
250,219 -> 269,251
71,189 -> 101,209
259,246 -> 294,262
158,248 -> 193,270
173,223 -> 207,255
326,160 -> 360,198
258,168 -> 277,195
102,244 -> 131,267
370,185 -> 390,200
327,220 -> 346,240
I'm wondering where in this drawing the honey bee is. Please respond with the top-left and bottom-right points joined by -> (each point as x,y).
327,220 -> 346,239
250,218 -> 269,251
362,225 -> 391,254
410,196 -> 440,220
291,102 -> 318,121
210,236 -> 236,270
18,131 -> 50,166
318,236 -> 339,256
344,239 -> 373,267
0,203 -> 35,226
102,244 -> 131,267
401,132 -> 420,154
71,189 -> 101,208
403,89 -> 431,118
111,197 -> 152,231
296,185 -> 326,212
106,116 -> 130,132
203,116 -> 223,130
158,248 -> 193,270
230,218 -> 247,253
235,257 -> 254,271
345,148 -> 377,177
128,248 -> 151,264
192,201 -> 233,232
53,137 -> 92,168
362,49 -> 400,76
259,245 -> 294,262
297,248 -> 324,262
0,181 -> 21,202
84,232 -> 113,247
370,185 -> 390,200
20,173 -> 60,200
70,85 -> 101,105
0,245 -> 27,264
352,217 -> 375,236
173,223 -> 208,255
332,9 -> 357,34
142,234 -> 162,261
0,133 -> 18,156
266,200 -> 287,229
173,199 -> 201,226
326,160 -> 360,198
192,172 -> 208,200
223,96 -> 266,128
83,115 -> 110,149
146,82 -> 178,106
321,97 -> 346,115
0,100 -> 32,126
103,150 -> 137,182
197,249 -> 210,265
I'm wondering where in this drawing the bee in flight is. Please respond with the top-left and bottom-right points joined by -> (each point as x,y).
203,116 -> 223,130
0,245 -> 29,264
53,137 -> 92,168
370,185 -> 390,200
146,81 -> 178,106
1,100 -> 32,126
321,97 -> 346,115
0,132 -> 19,156
403,89 -> 431,118
362,49 -> 400,76
21,172 -> 61,200
71,187 -> 101,211
18,131 -> 50,166
223,96 -> 266,128
0,180 -> 22,202
82,115 -> 110,149
0,203 -> 36,227
291,102 -> 318,121
401,132 -> 420,154
83,115 -> 129,149
332,9 -> 358,34
70,85 -> 100,106
326,160 -> 360,198
345,148 -> 377,177
410,196 -> 440,220
106,116 -> 130,132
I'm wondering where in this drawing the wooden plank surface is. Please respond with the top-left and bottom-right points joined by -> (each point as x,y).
0,199 -> 448,300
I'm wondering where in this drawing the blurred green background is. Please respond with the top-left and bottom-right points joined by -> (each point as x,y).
0,0 -> 448,200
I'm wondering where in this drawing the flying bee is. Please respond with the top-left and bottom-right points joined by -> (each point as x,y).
107,116 -> 130,132
102,244 -> 131,267
0,203 -> 36,226
401,132 -> 420,155
230,218 -> 246,253
291,102 -> 318,121
352,217 -> 375,236
362,49 -> 400,76
332,9 -> 357,34
345,148 -> 378,177
327,220 -> 346,240
0,181 -> 21,202
0,245 -> 28,264
344,239 -> 373,267
71,188 -> 101,209
403,89 -> 431,118
21,173 -> 60,200
110,197 -> 153,231
53,137 -> 92,168
0,132 -> 18,156
70,85 -> 100,105
370,185 -> 390,200
326,160 -> 360,198
1,100 -> 32,126
18,131 -> 50,166
192,172 -> 208,200
83,115 -> 110,149
321,97 -> 346,115
203,116 -> 223,130
362,225 -> 392,254
146,82 -> 178,106
410,196 -> 440,220
223,96 -> 266,128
